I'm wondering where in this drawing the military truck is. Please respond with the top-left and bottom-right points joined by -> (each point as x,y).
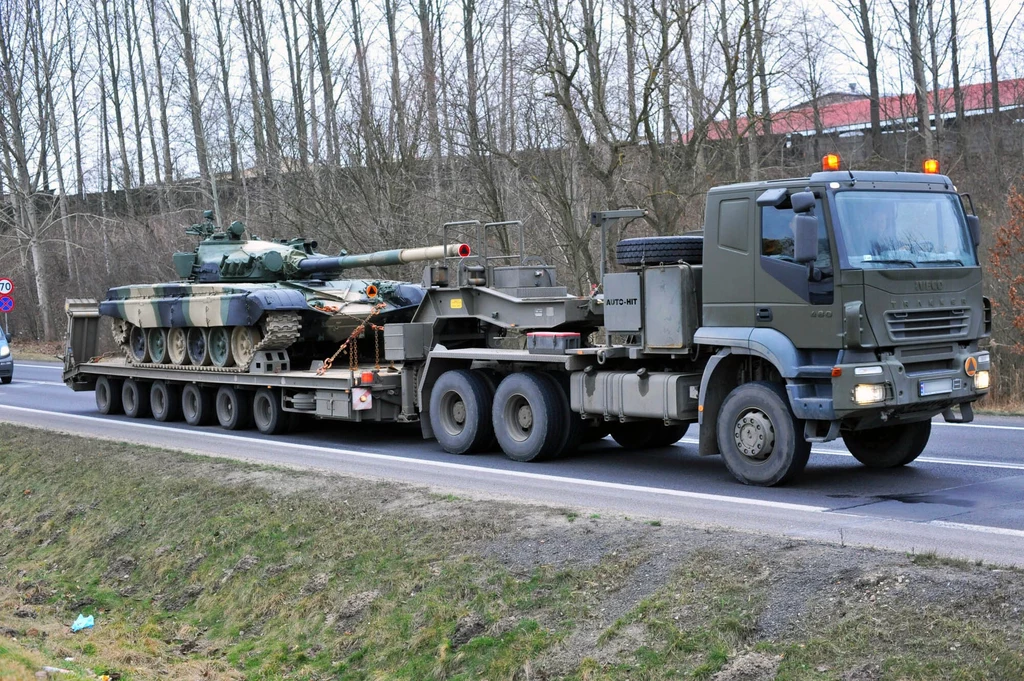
63,157 -> 992,486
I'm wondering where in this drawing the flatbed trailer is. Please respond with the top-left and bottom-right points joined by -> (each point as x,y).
64,163 -> 994,486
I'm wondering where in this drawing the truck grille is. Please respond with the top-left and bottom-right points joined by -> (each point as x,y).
885,308 -> 970,341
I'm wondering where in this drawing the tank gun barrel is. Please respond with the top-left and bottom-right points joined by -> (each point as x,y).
297,243 -> 470,274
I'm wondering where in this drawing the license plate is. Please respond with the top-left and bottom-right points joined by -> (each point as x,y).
919,377 -> 953,397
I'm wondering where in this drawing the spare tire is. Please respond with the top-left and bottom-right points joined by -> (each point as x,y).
615,235 -> 703,266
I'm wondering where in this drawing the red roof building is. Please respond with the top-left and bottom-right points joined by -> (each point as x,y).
697,78 -> 1024,140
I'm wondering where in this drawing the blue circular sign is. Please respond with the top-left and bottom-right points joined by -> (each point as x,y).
0,295 -> 14,312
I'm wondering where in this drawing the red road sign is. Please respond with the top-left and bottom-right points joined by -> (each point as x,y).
0,295 -> 14,313
0,278 -> 12,296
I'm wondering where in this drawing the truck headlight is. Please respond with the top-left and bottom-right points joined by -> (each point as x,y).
0,345 -> 9,358
974,370 -> 990,390
853,384 -> 886,404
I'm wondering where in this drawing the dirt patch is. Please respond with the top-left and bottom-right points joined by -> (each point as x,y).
713,652 -> 782,681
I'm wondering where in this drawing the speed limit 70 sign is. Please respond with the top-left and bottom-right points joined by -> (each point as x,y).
0,278 -> 12,295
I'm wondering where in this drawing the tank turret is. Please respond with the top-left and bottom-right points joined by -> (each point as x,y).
172,214 -> 469,284
100,213 -> 468,372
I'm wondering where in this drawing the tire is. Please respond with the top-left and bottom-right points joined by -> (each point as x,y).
95,376 -> 123,415
717,381 -> 810,486
491,371 -> 564,462
615,235 -> 703,267
209,327 -> 234,368
128,324 -> 149,362
609,422 -> 690,449
1,375 -> 11,384
430,370 -> 494,454
539,372 -> 584,457
253,387 -> 288,435
181,384 -> 216,426
150,381 -> 182,422
187,328 -> 212,366
215,386 -> 253,430
148,328 -> 169,364
842,421 -> 931,468
583,423 -> 610,444
122,378 -> 151,419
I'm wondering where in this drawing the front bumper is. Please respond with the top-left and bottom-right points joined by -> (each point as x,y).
832,347 -> 989,423
0,358 -> 13,379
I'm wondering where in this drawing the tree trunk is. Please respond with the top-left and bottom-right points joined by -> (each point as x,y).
124,0 -> 146,187
212,0 -> 240,180
744,0 -> 759,179
350,0 -> 375,161
926,0 -> 943,147
417,0 -> 441,163
859,0 -> 881,140
384,0 -> 407,159
907,0 -> 933,158
312,0 -> 337,164
100,0 -> 136,215
147,0 -> 174,190
983,0 -> 999,115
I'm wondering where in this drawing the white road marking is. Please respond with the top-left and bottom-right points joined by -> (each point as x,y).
4,380 -> 65,386
12,363 -> 62,369
0,403 -> 826,513
929,520 -> 1024,539
933,421 -> 1024,432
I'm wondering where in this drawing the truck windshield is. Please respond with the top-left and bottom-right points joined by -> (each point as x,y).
833,191 -> 977,268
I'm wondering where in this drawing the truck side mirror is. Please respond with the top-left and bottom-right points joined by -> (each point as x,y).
793,214 -> 818,264
790,191 -> 815,214
965,214 -> 981,247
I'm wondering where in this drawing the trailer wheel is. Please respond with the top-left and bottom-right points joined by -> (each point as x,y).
842,421 -> 931,468
253,388 -> 288,435
717,381 -> 810,486
95,376 -> 123,415
492,372 -> 564,462
150,381 -> 182,422
539,372 -> 584,458
430,370 -> 494,454
610,422 -> 690,449
182,384 -> 215,426
122,378 -> 151,419
216,386 -> 253,430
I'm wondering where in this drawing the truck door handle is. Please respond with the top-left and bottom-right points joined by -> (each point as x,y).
756,307 -> 773,322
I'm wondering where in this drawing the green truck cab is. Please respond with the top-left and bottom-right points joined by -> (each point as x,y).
696,168 -> 991,484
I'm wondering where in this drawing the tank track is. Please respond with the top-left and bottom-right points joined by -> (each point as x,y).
113,311 -> 302,373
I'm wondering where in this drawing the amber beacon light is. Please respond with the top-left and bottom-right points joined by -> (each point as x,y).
922,158 -> 940,174
822,153 -> 841,171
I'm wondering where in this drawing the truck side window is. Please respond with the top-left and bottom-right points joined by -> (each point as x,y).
760,200 -> 831,270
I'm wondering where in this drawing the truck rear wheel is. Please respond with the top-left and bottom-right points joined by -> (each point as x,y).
717,381 -> 810,486
253,388 -> 288,435
430,370 -> 494,454
842,421 -> 931,468
610,422 -> 690,449
182,384 -> 215,426
95,376 -> 123,415
537,373 -> 584,458
150,381 -> 182,422
216,386 -> 252,430
122,378 -> 151,419
492,372 -> 564,462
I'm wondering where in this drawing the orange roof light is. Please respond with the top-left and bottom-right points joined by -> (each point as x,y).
822,153 -> 841,171
922,158 -> 940,174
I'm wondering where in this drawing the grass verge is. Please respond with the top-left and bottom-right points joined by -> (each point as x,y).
1,426 -> 1023,680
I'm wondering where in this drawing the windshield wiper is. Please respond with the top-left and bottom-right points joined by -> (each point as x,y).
919,258 -> 964,266
865,258 -> 917,268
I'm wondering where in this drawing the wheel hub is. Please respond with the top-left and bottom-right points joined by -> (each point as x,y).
517,404 -> 533,430
734,409 -> 775,461
452,400 -> 466,424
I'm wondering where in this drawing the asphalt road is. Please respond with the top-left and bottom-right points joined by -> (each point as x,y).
3,361 -> 1024,565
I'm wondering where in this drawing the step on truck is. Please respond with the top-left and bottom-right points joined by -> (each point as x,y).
64,156 -> 992,486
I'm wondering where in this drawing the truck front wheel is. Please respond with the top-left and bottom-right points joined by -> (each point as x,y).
430,370 -> 494,454
717,381 -> 810,486
842,421 -> 931,468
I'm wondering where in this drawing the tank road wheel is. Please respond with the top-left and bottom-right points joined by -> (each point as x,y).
95,376 -> 123,415
167,327 -> 189,365
609,422 -> 690,450
187,328 -> 212,366
842,421 -> 931,468
230,326 -> 262,368
181,384 -> 216,426
491,372 -> 564,462
148,328 -> 169,364
150,381 -> 183,422
209,327 -> 235,368
253,388 -> 288,435
430,370 -> 494,454
121,378 -> 151,419
216,386 -> 253,430
128,325 -> 149,363
717,381 -> 811,486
